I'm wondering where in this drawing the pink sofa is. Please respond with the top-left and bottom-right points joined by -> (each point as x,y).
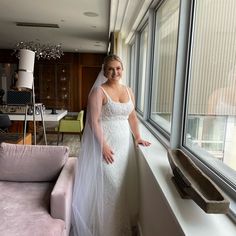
0,142 -> 77,236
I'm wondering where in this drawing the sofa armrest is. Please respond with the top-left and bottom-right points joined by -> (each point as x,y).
51,157 -> 77,236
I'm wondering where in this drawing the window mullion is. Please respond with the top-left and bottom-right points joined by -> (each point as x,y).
170,0 -> 192,149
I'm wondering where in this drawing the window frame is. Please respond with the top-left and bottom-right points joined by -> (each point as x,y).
135,22 -> 149,116
128,38 -> 137,91
147,0 -> 181,139
184,0 -> 236,217
127,0 -> 236,220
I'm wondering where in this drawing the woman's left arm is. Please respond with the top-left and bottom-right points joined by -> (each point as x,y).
128,88 -> 151,147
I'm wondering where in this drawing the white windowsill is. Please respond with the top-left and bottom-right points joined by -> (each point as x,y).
137,123 -> 236,236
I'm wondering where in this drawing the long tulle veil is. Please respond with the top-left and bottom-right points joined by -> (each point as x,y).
70,69 -> 107,236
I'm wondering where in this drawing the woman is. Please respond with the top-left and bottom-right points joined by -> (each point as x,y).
71,54 -> 150,236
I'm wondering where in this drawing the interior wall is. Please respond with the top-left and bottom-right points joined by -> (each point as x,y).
138,150 -> 184,236
0,49 -> 106,112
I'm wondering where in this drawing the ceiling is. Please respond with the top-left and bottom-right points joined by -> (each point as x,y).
0,0 -> 111,53
0,0 -> 151,54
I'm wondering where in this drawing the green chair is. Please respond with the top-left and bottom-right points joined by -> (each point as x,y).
56,110 -> 84,145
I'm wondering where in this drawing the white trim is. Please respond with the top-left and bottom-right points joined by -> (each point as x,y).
125,0 -> 153,44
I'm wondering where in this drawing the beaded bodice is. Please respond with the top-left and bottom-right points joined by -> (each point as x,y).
100,87 -> 134,121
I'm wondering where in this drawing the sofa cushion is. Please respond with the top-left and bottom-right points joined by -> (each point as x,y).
0,181 -> 65,236
0,142 -> 69,182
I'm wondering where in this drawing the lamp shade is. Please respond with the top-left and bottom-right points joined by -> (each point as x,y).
17,71 -> 34,89
17,49 -> 35,90
19,49 -> 35,72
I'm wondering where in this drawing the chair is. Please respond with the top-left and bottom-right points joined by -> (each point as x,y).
0,142 -> 76,236
56,110 -> 84,145
0,113 -> 12,133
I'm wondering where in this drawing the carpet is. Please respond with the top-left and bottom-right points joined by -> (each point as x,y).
38,133 -> 81,157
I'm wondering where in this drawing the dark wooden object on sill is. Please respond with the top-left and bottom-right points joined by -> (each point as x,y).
167,149 -> 230,214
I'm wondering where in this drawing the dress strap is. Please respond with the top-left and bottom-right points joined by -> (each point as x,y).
100,86 -> 131,102
100,86 -> 111,100
125,87 -> 132,100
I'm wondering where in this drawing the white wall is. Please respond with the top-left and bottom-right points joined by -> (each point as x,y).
138,148 -> 184,236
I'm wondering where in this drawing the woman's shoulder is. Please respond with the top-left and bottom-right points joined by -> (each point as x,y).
99,85 -> 109,95
124,85 -> 133,96
89,86 -> 106,100
120,84 -> 132,91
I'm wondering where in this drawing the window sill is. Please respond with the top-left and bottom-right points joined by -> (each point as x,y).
137,123 -> 236,235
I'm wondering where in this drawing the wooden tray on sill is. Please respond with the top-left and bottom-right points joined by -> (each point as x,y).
167,149 -> 230,214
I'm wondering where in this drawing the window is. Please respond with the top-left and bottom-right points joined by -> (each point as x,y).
129,42 -> 136,91
136,24 -> 149,114
150,0 -> 180,133
127,0 -> 236,216
184,0 -> 236,185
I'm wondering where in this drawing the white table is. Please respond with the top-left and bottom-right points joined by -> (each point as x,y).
8,109 -> 68,145
8,109 -> 68,121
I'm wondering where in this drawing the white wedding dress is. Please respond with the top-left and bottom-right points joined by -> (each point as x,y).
100,86 -> 138,236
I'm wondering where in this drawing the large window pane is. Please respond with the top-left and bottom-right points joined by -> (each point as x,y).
136,24 -> 148,114
150,0 -> 180,133
185,0 -> 236,180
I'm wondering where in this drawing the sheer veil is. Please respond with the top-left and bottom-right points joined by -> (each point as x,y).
71,68 -> 107,236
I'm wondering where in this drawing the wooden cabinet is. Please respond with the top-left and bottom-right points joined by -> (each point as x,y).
56,64 -> 70,109
35,63 -> 71,110
0,50 -> 106,112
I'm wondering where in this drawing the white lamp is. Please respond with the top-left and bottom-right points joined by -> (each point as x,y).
17,71 -> 34,89
17,49 -> 35,89
17,49 -> 47,145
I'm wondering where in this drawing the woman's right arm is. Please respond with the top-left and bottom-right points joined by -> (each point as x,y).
88,88 -> 103,141
88,88 -> 114,164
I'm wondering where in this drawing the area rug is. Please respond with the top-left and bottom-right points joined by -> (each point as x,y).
38,133 -> 81,157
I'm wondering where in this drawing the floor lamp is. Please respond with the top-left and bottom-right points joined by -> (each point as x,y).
17,49 -> 47,145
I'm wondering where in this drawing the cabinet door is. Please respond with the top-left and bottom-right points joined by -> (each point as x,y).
56,64 -> 70,109
35,63 -> 71,110
39,64 -> 55,102
81,66 -> 101,110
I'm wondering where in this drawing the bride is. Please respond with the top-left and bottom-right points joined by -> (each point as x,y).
71,54 -> 150,236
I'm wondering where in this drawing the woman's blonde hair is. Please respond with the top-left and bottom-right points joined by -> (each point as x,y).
103,54 -> 123,76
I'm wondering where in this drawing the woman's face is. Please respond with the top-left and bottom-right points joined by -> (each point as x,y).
104,60 -> 123,81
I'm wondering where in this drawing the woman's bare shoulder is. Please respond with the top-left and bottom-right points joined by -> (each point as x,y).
89,86 -> 105,99
125,86 -> 134,95
121,84 -> 131,91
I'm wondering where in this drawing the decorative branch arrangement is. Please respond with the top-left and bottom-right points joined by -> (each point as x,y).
13,41 -> 64,60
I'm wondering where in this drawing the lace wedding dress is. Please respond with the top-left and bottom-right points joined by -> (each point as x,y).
100,86 -> 138,236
